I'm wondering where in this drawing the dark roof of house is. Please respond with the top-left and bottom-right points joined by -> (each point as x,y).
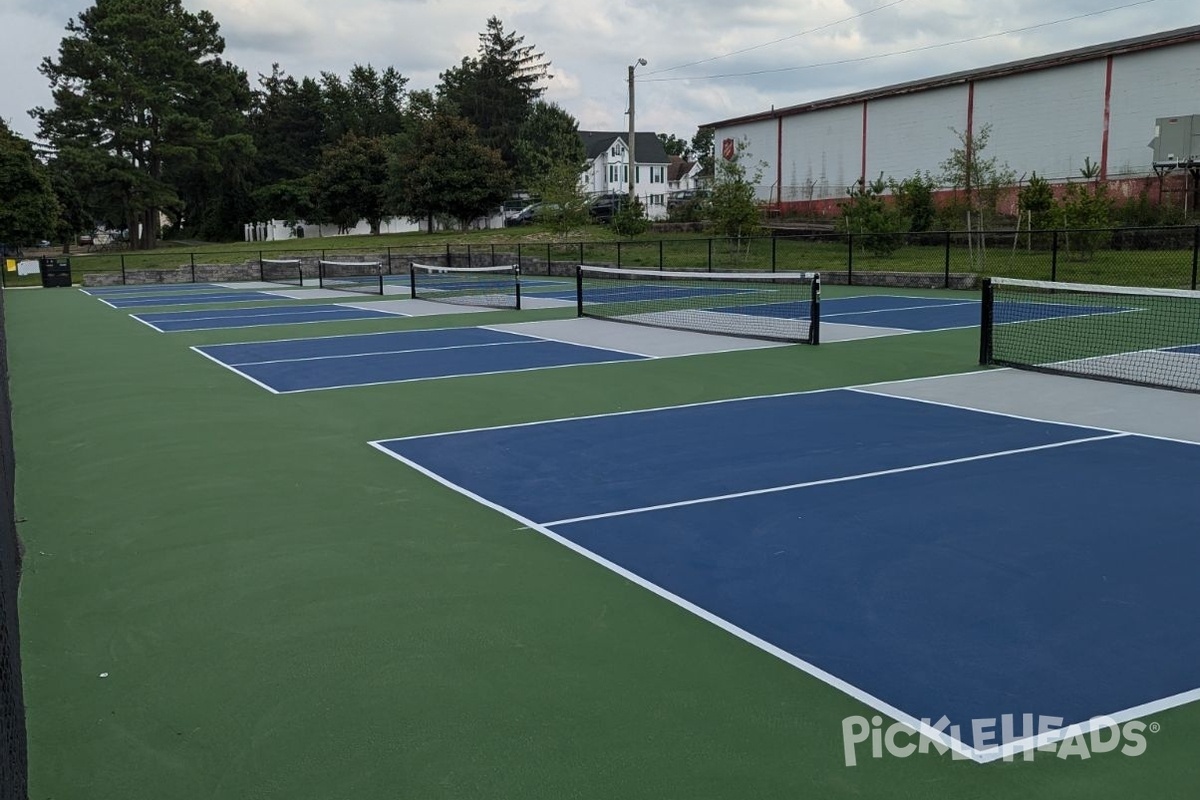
703,24 -> 1200,128
580,131 -> 671,163
667,155 -> 696,182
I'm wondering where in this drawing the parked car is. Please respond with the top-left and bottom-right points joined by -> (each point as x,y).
587,192 -> 626,223
666,189 -> 709,211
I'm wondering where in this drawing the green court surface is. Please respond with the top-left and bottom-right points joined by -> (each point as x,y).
6,286 -> 1199,799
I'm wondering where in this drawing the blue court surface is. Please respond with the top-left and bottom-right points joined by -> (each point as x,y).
133,303 -> 405,332
81,283 -> 226,296
194,326 -> 647,392
372,388 -> 1200,760
101,290 -> 293,308
712,294 -> 1126,333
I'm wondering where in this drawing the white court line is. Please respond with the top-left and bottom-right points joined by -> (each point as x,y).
136,305 -> 384,324
196,322 -> 499,348
847,385 -> 1200,449
267,357 -> 649,394
225,338 -> 539,367
541,434 -> 1126,527
823,300 -> 979,318
373,368 -> 1011,444
478,324 -> 663,359
188,346 -> 281,394
128,314 -> 166,332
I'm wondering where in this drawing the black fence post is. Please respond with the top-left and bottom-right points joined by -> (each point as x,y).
659,240 -> 664,271
120,254 -> 126,284
1192,226 -> 1199,290
707,238 -> 713,272
1051,230 -> 1060,281
846,234 -> 854,286
445,242 -> 451,268
191,252 -> 196,283
944,232 -> 951,289
578,242 -> 584,268
771,236 -> 777,273
517,243 -> 523,273
256,251 -> 262,282
616,241 -> 622,269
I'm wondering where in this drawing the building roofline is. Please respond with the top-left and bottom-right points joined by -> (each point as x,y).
702,24 -> 1200,129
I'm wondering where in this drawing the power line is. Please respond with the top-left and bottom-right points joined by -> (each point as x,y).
642,0 -> 1161,83
643,0 -> 913,76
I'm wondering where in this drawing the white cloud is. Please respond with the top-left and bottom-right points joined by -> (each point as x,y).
1,0 -> 1195,144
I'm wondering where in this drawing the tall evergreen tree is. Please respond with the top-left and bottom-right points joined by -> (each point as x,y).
512,101 -> 585,190
249,66 -> 326,223
321,65 -> 409,141
437,17 -> 550,171
34,0 -> 247,249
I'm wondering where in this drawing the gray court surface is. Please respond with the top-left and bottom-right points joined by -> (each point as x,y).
338,299 -> 498,316
860,368 -> 1200,444
485,317 -> 791,358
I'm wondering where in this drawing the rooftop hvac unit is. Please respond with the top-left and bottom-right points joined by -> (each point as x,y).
1150,115 -> 1200,164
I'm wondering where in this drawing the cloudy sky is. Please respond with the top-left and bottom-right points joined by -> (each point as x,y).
1,0 -> 1196,145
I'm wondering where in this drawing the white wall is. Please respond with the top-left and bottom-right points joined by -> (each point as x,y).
1108,41 -> 1200,176
779,104 -> 864,201
715,36 -> 1200,200
866,86 -> 968,183
974,61 -> 1108,182
718,119 -> 780,201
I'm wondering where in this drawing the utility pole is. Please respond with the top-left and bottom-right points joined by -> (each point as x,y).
628,58 -> 646,206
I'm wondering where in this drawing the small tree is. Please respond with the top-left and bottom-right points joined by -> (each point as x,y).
530,160 -> 590,233
939,123 -> 1016,266
1017,172 -> 1054,228
709,138 -> 763,259
1059,170 -> 1113,260
610,197 -> 650,236
838,173 -> 905,257
889,171 -> 937,233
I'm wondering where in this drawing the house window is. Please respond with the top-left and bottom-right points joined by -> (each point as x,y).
651,167 -> 665,184
650,194 -> 665,206
609,165 -> 618,183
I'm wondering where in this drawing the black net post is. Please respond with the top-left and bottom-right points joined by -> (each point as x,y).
979,278 -> 994,364
809,273 -> 821,345
575,266 -> 584,317
409,262 -> 417,299
514,265 -> 521,311
847,234 -> 854,286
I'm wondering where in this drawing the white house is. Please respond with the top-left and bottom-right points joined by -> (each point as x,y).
579,131 -> 672,219
667,155 -> 703,192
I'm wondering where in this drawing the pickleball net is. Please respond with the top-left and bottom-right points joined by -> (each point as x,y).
576,265 -> 820,344
260,258 -> 303,287
409,263 -> 521,310
980,277 -> 1200,393
319,261 -> 384,295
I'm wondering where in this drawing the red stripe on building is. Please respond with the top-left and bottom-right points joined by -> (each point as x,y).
1100,55 -> 1114,180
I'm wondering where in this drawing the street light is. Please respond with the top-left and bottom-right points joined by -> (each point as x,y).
628,58 -> 647,205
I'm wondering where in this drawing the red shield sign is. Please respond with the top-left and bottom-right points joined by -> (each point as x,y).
721,138 -> 735,160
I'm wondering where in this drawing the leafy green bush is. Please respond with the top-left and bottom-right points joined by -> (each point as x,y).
610,197 -> 650,236
889,171 -> 937,232
1058,182 -> 1113,260
1017,172 -> 1055,229
837,173 -> 905,256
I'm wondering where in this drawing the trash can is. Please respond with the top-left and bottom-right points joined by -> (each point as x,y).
38,257 -> 71,288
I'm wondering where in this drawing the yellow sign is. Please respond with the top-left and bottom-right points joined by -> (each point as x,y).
4,259 -> 15,273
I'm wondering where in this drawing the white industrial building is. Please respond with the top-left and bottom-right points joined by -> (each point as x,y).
704,25 -> 1200,216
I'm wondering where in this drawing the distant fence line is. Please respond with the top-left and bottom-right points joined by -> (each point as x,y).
22,224 -> 1200,292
